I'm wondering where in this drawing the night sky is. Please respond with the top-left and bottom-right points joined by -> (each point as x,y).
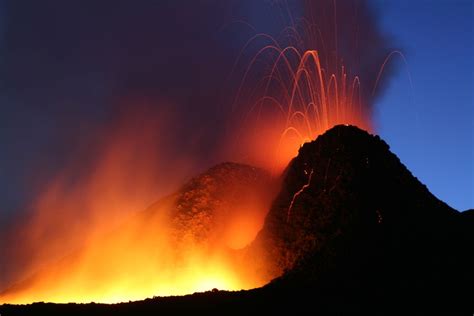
0,0 -> 472,233
372,0 -> 473,211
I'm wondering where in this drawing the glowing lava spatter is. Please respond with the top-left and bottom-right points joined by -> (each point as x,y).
228,0 -> 400,173
234,45 -> 371,173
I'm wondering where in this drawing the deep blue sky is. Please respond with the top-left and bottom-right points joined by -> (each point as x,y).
372,0 -> 473,211
0,0 -> 472,227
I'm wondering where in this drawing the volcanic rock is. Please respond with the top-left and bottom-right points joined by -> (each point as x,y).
142,162 -> 276,248
253,125 -> 472,310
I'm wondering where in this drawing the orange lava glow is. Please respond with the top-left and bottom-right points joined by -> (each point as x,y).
0,105 -> 272,304
0,198 -> 266,304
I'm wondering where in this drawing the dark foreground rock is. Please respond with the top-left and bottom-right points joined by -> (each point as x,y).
255,125 -> 473,313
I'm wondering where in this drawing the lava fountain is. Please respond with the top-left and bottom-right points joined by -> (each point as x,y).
235,47 -> 371,172
229,0 -> 394,172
